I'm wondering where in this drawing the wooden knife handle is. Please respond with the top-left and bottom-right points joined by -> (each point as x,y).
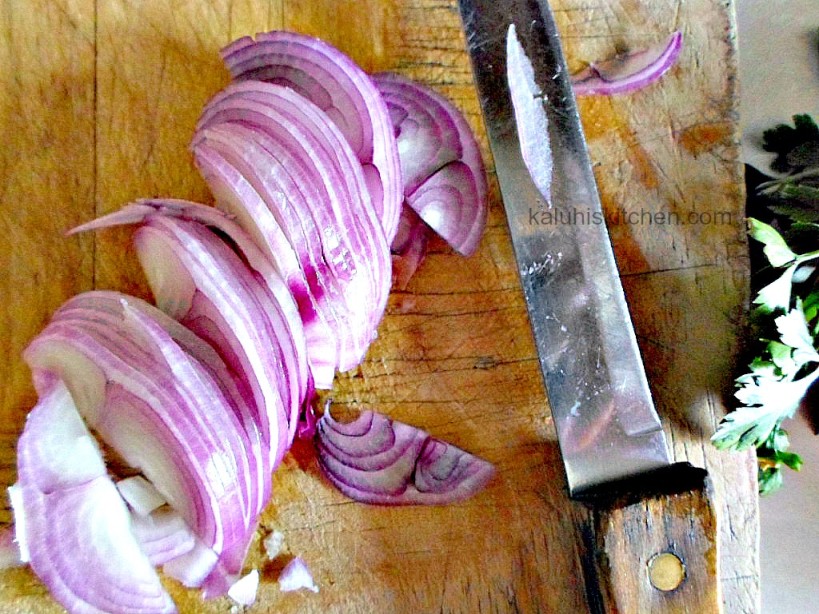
576,464 -> 721,613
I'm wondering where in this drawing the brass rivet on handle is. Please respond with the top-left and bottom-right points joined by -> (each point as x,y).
647,552 -> 686,592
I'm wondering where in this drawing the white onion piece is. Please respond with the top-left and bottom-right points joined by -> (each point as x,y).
228,569 -> 260,606
506,25 -> 553,206
164,538 -> 219,588
278,557 -> 319,593
14,378 -> 175,613
317,409 -> 495,505
131,507 -> 197,565
221,30 -> 402,242
263,530 -> 285,560
118,475 -> 167,516
570,31 -> 683,96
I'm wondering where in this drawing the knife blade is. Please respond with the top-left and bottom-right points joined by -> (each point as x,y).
457,1 -> 722,611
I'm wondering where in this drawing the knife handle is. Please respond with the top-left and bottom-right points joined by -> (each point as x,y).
576,464 -> 721,613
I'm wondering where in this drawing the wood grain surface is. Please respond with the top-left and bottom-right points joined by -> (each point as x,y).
0,0 -> 759,612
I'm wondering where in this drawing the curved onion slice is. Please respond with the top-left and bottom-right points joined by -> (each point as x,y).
221,30 -> 402,242
373,72 -> 487,256
506,25 -> 553,206
24,295 -> 256,587
570,31 -> 683,96
71,200 -> 309,447
132,216 -> 293,466
58,290 -> 270,535
194,82 -> 391,373
13,378 -> 175,613
316,409 -> 495,505
390,206 -> 429,290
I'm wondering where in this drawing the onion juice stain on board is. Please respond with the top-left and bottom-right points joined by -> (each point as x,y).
676,121 -> 734,158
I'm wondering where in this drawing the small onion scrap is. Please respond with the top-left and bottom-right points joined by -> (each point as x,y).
571,31 -> 683,96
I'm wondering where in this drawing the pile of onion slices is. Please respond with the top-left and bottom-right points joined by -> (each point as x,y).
6,31 -> 493,613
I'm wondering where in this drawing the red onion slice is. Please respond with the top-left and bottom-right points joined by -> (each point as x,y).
24,296 -> 257,585
57,291 -> 270,532
405,161 -> 485,257
72,201 -> 309,448
374,73 -> 487,257
133,217 -> 293,466
506,25 -> 553,206
571,31 -> 683,96
390,205 -> 429,290
13,378 -> 175,614
316,410 -> 495,505
221,31 -> 402,241
194,83 -> 391,372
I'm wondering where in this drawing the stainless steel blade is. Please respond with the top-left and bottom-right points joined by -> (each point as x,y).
458,0 -> 672,496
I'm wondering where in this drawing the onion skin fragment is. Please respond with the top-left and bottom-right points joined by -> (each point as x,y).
570,31 -> 683,96
316,409 -> 495,505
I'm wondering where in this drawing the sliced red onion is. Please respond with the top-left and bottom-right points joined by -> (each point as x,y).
391,205 -> 430,290
506,24 -> 553,206
13,378 -> 175,613
373,72 -> 487,256
133,217 -> 292,464
190,145 -> 337,388
131,507 -> 197,566
317,409 -> 495,505
278,557 -> 319,593
221,31 -> 402,241
405,161 -> 484,257
71,200 -> 309,449
228,569 -> 260,606
118,475 -> 167,516
24,295 -> 257,587
0,526 -> 23,569
570,31 -> 683,96
193,82 -> 391,372
59,290 -> 270,535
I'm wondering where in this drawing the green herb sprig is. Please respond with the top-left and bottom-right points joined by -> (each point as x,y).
712,115 -> 819,495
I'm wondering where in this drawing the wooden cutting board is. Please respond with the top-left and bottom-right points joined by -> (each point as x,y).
0,0 -> 759,612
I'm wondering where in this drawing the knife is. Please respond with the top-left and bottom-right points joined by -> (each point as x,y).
456,1 -> 722,612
